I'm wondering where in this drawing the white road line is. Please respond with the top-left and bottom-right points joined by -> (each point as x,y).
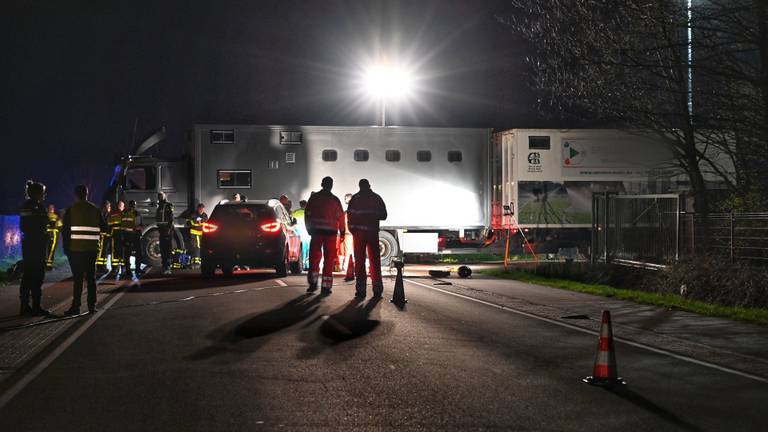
406,279 -> 768,385
0,286 -> 128,409
276,279 -> 287,287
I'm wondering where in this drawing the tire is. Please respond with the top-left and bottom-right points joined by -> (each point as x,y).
289,245 -> 302,274
378,230 -> 399,267
275,247 -> 288,277
141,230 -> 162,268
141,228 -> 185,268
221,264 -> 234,277
201,263 -> 215,279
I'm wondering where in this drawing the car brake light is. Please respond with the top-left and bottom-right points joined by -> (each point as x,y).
202,222 -> 219,233
260,221 -> 281,233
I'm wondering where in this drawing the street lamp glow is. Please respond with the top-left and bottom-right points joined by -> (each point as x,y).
363,64 -> 414,100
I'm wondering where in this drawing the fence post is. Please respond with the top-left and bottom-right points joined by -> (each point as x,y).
675,194 -> 681,262
730,211 -> 735,262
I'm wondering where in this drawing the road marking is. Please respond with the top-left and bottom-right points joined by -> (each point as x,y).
0,285 -> 129,410
406,279 -> 768,385
276,279 -> 287,287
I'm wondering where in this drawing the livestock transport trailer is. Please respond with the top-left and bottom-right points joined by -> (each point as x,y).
104,125 -> 679,266
106,125 -> 493,267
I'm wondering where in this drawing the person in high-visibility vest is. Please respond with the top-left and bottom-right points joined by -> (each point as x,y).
121,200 -> 142,278
108,201 -> 125,276
348,178 -> 388,299
45,204 -> 62,270
19,181 -> 50,316
292,200 -> 310,270
63,185 -> 104,315
186,203 -> 208,268
305,177 -> 345,295
96,201 -> 111,271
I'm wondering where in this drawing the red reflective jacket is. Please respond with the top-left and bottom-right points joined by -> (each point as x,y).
347,189 -> 387,233
305,190 -> 345,235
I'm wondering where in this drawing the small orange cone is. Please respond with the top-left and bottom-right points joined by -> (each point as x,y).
583,310 -> 625,386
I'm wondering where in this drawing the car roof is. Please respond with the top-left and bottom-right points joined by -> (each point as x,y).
215,199 -> 281,207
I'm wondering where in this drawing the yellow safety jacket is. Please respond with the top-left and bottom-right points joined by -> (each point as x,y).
187,212 -> 208,237
65,201 -> 102,252
121,209 -> 140,232
108,210 -> 123,233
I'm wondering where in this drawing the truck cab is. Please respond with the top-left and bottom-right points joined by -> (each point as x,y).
103,156 -> 191,266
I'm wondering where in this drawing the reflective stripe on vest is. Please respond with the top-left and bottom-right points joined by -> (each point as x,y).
69,202 -> 102,252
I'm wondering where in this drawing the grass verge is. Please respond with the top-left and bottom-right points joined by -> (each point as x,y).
482,269 -> 768,326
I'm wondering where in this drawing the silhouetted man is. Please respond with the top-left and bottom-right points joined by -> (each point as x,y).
348,179 -> 387,298
305,177 -> 344,295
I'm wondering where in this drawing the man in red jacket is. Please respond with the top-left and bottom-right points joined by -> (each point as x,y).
305,176 -> 345,295
347,178 -> 388,298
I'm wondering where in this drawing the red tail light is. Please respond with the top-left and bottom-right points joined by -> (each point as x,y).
260,220 -> 281,233
202,222 -> 219,233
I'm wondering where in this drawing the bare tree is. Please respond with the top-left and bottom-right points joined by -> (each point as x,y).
506,0 -> 767,211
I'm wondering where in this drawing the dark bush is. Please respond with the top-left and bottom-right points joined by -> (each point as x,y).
645,257 -> 768,309
524,259 -> 768,309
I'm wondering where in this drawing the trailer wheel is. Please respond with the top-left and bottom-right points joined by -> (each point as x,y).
378,231 -> 399,267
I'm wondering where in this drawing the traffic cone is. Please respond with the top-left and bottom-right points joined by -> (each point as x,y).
583,310 -> 625,386
390,260 -> 407,305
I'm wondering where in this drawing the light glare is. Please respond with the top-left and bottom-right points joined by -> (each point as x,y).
364,64 -> 414,99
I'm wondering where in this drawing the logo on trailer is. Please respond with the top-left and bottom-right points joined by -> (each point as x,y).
527,152 -> 541,165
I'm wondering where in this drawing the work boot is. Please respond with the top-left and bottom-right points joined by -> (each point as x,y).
320,288 -> 332,296
163,268 -> 172,275
31,306 -> 51,317
372,282 -> 384,298
89,307 -> 98,314
20,303 -> 33,317
306,284 -> 318,294
64,307 -> 80,316
354,291 -> 366,299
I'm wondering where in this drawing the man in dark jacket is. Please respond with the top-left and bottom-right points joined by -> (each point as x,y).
156,192 -> 175,274
347,179 -> 388,298
304,177 -> 345,295
19,181 -> 50,316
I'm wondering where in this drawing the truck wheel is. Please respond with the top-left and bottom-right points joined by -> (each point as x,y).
378,231 -> 399,267
142,230 -> 162,268
276,247 -> 289,277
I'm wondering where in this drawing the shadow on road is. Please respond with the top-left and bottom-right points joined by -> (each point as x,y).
605,386 -> 701,431
187,293 -> 322,361
318,298 -> 381,344
131,272 -> 281,293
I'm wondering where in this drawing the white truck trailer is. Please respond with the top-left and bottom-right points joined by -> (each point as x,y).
489,129 -> 677,249
104,126 -> 677,266
107,125 -> 493,267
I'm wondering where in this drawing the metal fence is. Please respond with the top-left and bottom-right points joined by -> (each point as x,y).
681,212 -> 768,262
592,193 -> 681,268
593,193 -> 768,267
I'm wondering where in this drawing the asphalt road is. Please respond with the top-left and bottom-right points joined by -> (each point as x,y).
1,271 -> 767,431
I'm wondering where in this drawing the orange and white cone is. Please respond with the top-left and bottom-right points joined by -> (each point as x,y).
583,310 -> 625,386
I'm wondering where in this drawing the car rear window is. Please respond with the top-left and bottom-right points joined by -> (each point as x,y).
210,204 -> 274,222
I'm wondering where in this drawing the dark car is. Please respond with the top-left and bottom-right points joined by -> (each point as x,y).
200,199 -> 302,277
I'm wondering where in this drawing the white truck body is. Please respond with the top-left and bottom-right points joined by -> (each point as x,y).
191,125 -> 492,254
491,129 -> 678,229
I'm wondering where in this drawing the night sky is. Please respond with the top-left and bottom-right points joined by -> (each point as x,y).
1,0 -> 548,213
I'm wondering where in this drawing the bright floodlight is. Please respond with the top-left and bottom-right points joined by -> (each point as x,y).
364,64 -> 414,99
